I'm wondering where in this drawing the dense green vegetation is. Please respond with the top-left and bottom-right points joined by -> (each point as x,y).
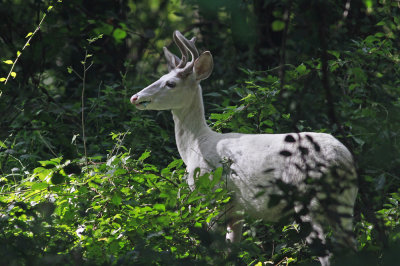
1,0 -> 399,265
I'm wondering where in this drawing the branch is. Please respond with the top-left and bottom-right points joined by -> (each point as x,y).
2,7 -> 50,85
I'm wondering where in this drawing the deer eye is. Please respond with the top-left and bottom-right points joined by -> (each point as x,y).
166,81 -> 176,88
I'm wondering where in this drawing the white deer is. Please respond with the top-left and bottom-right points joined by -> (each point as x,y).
130,31 -> 358,265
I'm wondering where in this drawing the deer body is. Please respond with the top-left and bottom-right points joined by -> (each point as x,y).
131,31 -> 357,265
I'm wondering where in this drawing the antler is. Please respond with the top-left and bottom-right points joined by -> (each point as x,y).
173,31 -> 199,75
173,32 -> 188,68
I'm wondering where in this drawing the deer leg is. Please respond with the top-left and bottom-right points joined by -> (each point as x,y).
298,201 -> 331,266
305,185 -> 357,266
306,219 -> 331,266
226,218 -> 243,243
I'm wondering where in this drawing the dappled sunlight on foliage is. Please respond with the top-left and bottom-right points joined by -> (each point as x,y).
0,150 -> 234,264
1,0 -> 400,264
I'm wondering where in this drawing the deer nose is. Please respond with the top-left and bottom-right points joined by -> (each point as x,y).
130,95 -> 138,104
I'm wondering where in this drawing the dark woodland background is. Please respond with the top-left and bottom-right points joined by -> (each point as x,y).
0,0 -> 399,265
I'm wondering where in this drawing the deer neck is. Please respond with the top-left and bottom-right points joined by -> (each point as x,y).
171,85 -> 213,165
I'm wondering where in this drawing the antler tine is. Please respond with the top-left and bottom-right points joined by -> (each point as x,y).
178,33 -> 199,60
173,31 -> 188,68
175,31 -> 199,75
189,37 -> 199,58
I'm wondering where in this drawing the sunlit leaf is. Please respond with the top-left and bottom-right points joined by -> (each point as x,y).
363,0 -> 373,13
153,203 -> 165,212
272,20 -> 285,31
0,140 -> 7,148
296,64 -> 307,75
32,182 -> 48,190
113,28 -> 127,41
138,150 -> 151,161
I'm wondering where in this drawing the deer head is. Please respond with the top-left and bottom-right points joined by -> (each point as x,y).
130,31 -> 213,110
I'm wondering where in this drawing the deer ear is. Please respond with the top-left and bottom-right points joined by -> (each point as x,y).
163,47 -> 181,71
194,51 -> 213,81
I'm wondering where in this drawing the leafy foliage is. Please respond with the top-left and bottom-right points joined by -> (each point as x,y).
1,0 -> 400,265
1,151 -> 234,265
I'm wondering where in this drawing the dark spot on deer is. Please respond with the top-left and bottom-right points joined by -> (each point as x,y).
306,134 -> 321,152
284,135 -> 296,143
313,143 -> 321,152
263,168 -> 275,174
279,150 -> 292,157
305,134 -> 314,142
299,146 -> 309,155
294,163 -> 304,172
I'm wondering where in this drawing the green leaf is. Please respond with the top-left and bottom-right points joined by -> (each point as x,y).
47,5 -> 53,12
3,60 -> 13,64
196,173 -> 211,188
113,28 -> 127,41
211,167 -> 223,187
0,140 -> 7,148
0,78 -> 6,82
38,157 -> 62,167
111,194 -> 122,206
327,50 -> 340,59
94,24 -> 112,37
296,64 -> 307,75
241,93 -> 255,102
167,159 -> 183,170
272,20 -> 285,31
153,203 -> 165,212
11,72 -> 16,78
138,150 -> 151,161
363,0 -> 373,9
25,32 -> 33,38
32,182 -> 48,190
87,34 -> 104,44
350,67 -> 367,84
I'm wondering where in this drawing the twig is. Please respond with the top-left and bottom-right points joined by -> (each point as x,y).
37,131 -> 58,157
69,35 -> 102,166
3,14 -> 46,84
279,0 -> 293,91
2,4 -> 59,86
81,50 -> 92,167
